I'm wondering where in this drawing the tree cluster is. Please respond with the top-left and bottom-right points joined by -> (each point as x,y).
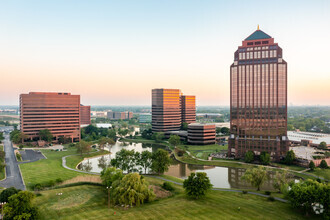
286,179 -> 329,217
100,168 -> 155,207
81,125 -> 117,141
241,166 -> 269,191
10,130 -> 28,144
110,149 -> 170,175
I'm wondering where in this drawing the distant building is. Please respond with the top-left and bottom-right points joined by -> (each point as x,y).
107,111 -> 133,120
91,111 -> 107,118
139,113 -> 151,123
188,123 -> 216,145
20,92 -> 81,142
181,95 -> 196,124
151,88 -> 196,132
228,28 -> 289,160
80,105 -> 91,125
288,131 -> 330,148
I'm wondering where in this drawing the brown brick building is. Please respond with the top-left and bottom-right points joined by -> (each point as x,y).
228,28 -> 288,161
80,105 -> 91,125
20,92 -> 82,142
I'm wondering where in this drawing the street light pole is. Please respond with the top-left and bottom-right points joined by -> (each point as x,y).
1,202 -> 6,220
106,186 -> 112,209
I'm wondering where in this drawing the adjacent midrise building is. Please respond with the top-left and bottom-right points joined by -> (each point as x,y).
80,105 -> 91,125
151,88 -> 196,132
107,111 -> 133,120
20,92 -> 89,142
228,28 -> 289,161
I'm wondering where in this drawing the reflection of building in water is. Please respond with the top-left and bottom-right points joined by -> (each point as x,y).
227,167 -> 275,190
164,163 -> 214,178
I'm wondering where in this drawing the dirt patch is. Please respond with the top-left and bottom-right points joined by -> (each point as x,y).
149,185 -> 171,199
51,192 -> 91,210
60,176 -> 102,185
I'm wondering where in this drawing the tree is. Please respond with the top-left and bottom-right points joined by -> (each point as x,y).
319,160 -> 329,169
10,130 -> 28,144
39,129 -> 53,142
272,170 -> 293,192
241,166 -> 269,191
108,129 -> 117,140
220,127 -> 230,135
181,122 -> 188,131
309,161 -> 316,171
319,141 -> 328,150
110,149 -> 138,173
285,150 -> 296,165
84,124 -> 98,135
260,152 -> 270,165
244,151 -> 254,163
168,135 -> 181,147
0,132 -> 4,143
98,137 -> 115,151
183,172 -> 212,199
141,128 -> 153,140
152,132 -> 164,143
287,179 -> 329,217
138,151 -> 152,174
75,140 -> 91,157
100,167 -> 123,187
0,187 -> 20,203
151,149 -> 171,175
111,173 -> 155,206
216,127 -> 221,135
3,191 -> 39,220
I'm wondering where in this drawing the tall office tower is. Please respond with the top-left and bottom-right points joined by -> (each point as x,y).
152,89 -> 181,132
80,105 -> 91,125
181,95 -> 196,124
20,92 -> 81,142
228,28 -> 288,161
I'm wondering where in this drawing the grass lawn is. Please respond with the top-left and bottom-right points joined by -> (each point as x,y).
65,150 -> 110,170
179,144 -> 228,160
120,137 -> 159,144
19,147 -> 95,190
271,163 -> 306,172
307,168 -> 330,180
0,144 -> 5,180
34,180 -> 318,220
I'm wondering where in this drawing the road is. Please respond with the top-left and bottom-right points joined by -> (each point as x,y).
0,134 -> 25,190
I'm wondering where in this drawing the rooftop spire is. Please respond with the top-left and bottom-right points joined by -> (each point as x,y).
257,24 -> 259,30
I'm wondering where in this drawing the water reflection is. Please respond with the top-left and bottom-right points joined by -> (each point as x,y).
79,141 -> 296,190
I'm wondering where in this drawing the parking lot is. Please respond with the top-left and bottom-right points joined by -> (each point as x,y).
19,149 -> 46,162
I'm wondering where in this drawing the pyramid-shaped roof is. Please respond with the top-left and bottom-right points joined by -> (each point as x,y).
245,30 -> 272,41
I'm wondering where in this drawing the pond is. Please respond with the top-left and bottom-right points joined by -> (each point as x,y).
79,142 -> 296,190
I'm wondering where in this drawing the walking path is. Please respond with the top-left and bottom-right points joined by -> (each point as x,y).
62,154 -> 101,175
0,134 -> 25,190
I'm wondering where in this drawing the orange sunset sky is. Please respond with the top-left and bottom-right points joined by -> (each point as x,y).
1,1 -> 330,106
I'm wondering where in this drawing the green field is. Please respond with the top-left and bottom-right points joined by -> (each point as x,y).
34,178 -> 319,220
307,168 -> 330,180
65,150 -> 110,170
19,148 -> 93,189
181,144 -> 228,160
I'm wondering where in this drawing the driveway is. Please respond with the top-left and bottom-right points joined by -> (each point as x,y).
0,134 -> 25,190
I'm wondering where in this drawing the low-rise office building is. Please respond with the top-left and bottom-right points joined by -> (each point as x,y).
188,123 -> 216,145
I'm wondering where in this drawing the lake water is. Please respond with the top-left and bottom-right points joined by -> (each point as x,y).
79,141 -> 294,190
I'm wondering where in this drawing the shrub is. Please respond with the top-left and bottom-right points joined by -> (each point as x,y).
0,187 -> 20,202
309,161 -> 316,171
244,151 -> 255,163
242,190 -> 248,194
33,183 -> 43,191
268,196 -> 275,202
260,152 -> 270,165
18,144 -> 24,150
265,191 -> 271,195
162,182 -> 174,191
319,160 -> 329,169
55,178 -> 63,184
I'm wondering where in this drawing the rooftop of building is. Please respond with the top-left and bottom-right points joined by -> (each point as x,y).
245,29 -> 272,41
288,131 -> 330,145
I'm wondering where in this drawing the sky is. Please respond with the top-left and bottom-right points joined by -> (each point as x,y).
1,0 -> 330,106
